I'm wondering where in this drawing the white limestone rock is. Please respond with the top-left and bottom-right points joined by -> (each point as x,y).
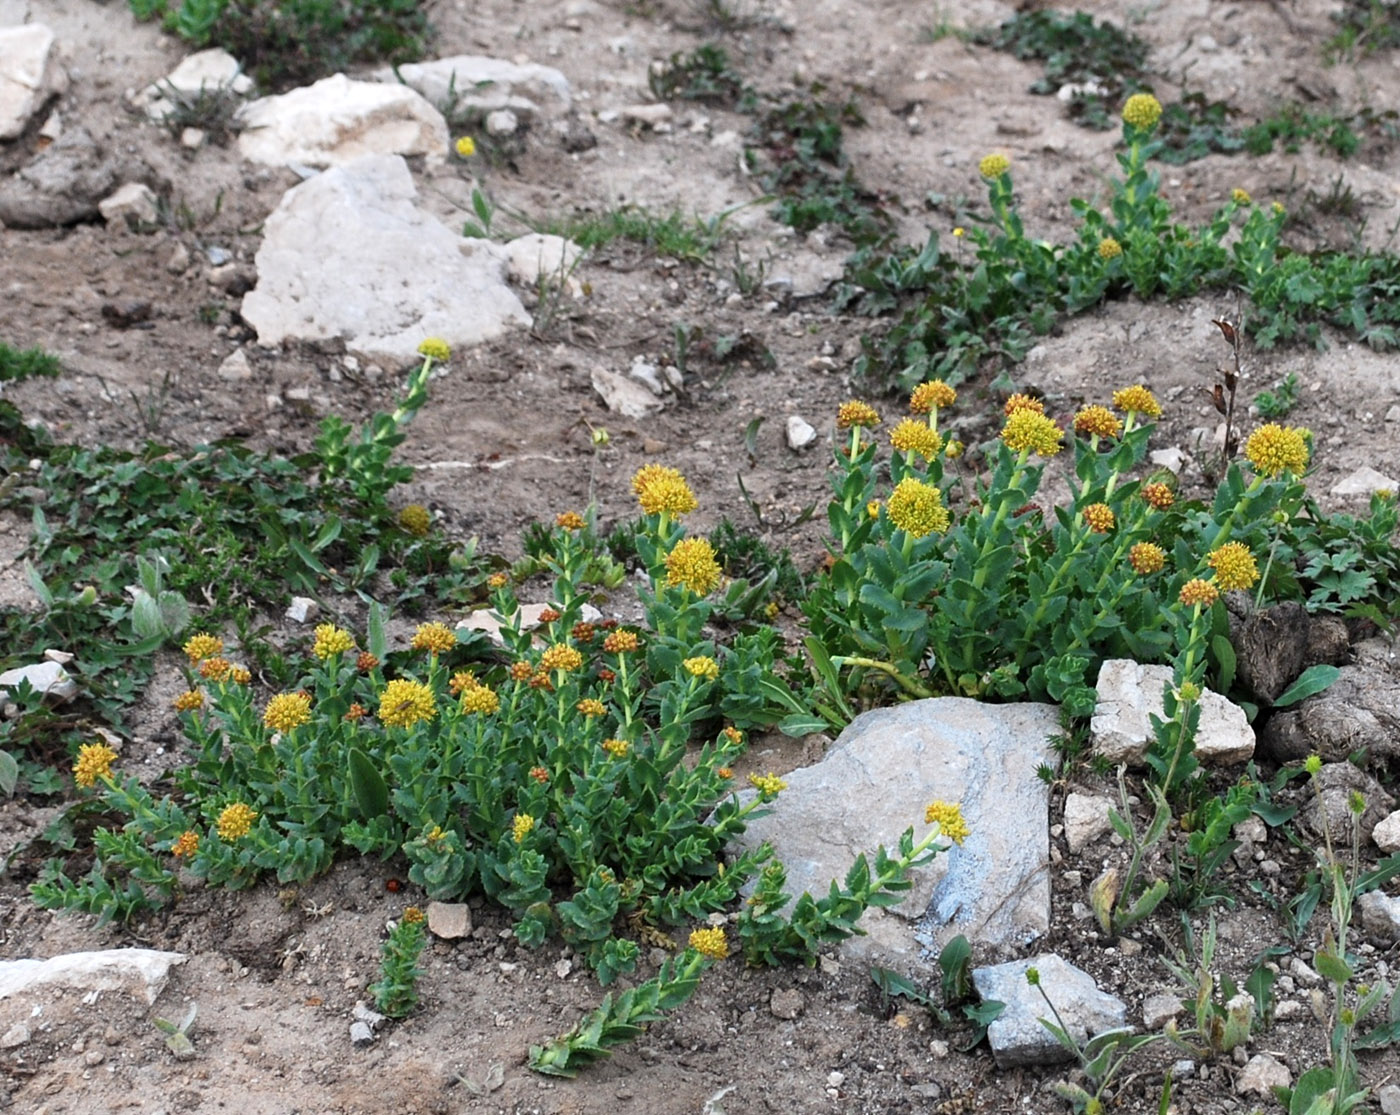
0,660 -> 78,704
1332,467 -> 1398,499
1091,659 -> 1254,766
98,182 -> 158,226
592,366 -> 664,418
1375,810 -> 1400,854
0,24 -> 68,141
972,954 -> 1127,1069
786,415 -> 817,450
374,55 -> 571,121
0,949 -> 184,1006
1062,792 -> 1115,854
500,233 -> 583,285
132,48 -> 252,122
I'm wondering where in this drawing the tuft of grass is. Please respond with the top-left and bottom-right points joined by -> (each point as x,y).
0,341 -> 61,382
1326,0 -> 1400,61
546,207 -> 729,263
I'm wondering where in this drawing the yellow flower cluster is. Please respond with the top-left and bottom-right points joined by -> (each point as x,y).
403,906 -> 425,925
978,152 -> 1010,179
198,657 -> 233,681
173,689 -> 203,712
73,742 -> 118,789
487,572 -> 509,590
633,464 -> 698,517
313,624 -> 355,659
171,830 -> 200,858
411,622 -> 457,655
264,692 -> 312,732
1097,237 -> 1123,261
836,400 -> 881,429
398,504 -> 431,537
887,477 -> 951,538
217,802 -> 257,841
1121,93 -> 1162,131
1004,393 -> 1044,416
1179,579 -> 1219,608
455,136 -> 476,158
909,380 -> 956,413
666,537 -> 722,596
182,633 -> 223,663
555,511 -> 587,531
1208,542 -> 1259,592
1128,542 -> 1166,575
577,698 -> 607,716
230,665 -> 251,686
603,629 -> 640,654
683,656 -> 720,681
1244,423 -> 1309,478
1083,503 -> 1116,533
748,772 -> 787,797
379,679 -> 437,729
924,800 -> 970,845
889,418 -> 942,460
1112,385 -> 1162,419
417,337 -> 451,361
1001,409 -> 1063,457
689,927 -> 729,960
513,814 -> 535,843
602,737 -> 630,758
460,686 -> 500,715
1232,188 -> 1252,205
1140,482 -> 1175,510
540,643 -> 585,673
1073,405 -> 1121,440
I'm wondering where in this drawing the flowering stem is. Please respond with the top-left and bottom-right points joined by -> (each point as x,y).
831,656 -> 933,699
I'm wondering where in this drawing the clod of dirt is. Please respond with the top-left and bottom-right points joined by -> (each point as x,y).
1297,761 -> 1394,846
1228,599 -> 1311,705
1259,662 -> 1400,763
0,127 -> 152,229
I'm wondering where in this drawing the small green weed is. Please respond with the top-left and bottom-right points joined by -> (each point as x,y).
549,206 -> 728,263
649,44 -> 754,109
371,906 -> 427,1017
1253,371 -> 1301,419
1155,93 -> 1245,165
0,341 -> 61,382
1326,0 -> 1400,61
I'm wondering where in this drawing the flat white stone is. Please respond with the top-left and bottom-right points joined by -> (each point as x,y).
132,48 -> 251,121
372,55 -> 570,119
592,366 -> 664,418
98,182 -> 158,225
0,949 -> 184,1006
1331,467 -> 1398,498
1062,792 -> 1114,854
1091,659 -> 1254,766
500,233 -> 582,285
786,415 -> 817,450
0,660 -> 78,703
0,24 -> 68,142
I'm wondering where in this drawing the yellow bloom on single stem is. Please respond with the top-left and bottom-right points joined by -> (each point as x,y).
182,633 -> 223,664
1003,393 -> 1045,416
417,337 -> 451,361
455,136 -> 476,158
1232,188 -> 1252,205
836,400 -> 881,430
577,698 -> 607,716
1083,503 -> 1116,533
683,656 -> 720,681
198,656 -> 233,681
1112,384 -> 1162,420
978,152 -> 1010,179
460,686 -> 500,715
1140,482 -> 1175,510
689,927 -> 729,960
263,692 -> 312,733
312,623 -> 355,660
73,742 -> 118,789
889,418 -> 942,461
910,380 -> 956,414
173,689 -> 203,712
217,802 -> 257,841
1000,410 -> 1063,458
602,737 -> 630,758
1179,579 -> 1219,608
665,537 -> 722,596
1073,405 -> 1121,441
513,813 -> 535,843
1121,92 -> 1162,132
555,510 -> 587,531
924,800 -> 970,845
411,621 -> 457,655
403,906 -> 425,925
602,629 -> 640,654
632,464 -> 698,518
540,643 -> 585,673
887,477 -> 951,538
398,504 -> 431,537
1128,542 -> 1166,575
866,499 -> 882,520
170,830 -> 200,859
230,666 -> 252,685
748,772 -> 787,797
952,227 -> 965,238
378,679 -> 437,729
1244,423 -> 1309,479
487,572 -> 510,590
1208,542 -> 1259,592
1097,237 -> 1123,261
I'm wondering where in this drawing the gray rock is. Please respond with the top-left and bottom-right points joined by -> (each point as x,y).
1378,1082 -> 1400,1115
592,366 -> 664,418
349,1020 -> 375,1047
218,349 -> 253,381
1148,447 -> 1186,474
352,1000 -> 385,1029
1236,1053 -> 1291,1097
971,954 -> 1127,1069
0,24 -> 68,141
1228,600 -> 1310,706
131,48 -> 253,122
618,103 -> 672,129
426,901 -> 471,940
0,949 -> 184,1005
1062,792 -> 1114,854
1142,991 -> 1182,1030
1374,810 -> 1400,853
1331,467 -> 1398,499
786,415 -> 817,451
0,660 -> 78,704
769,988 -> 804,1019
99,183 -> 159,227
240,155 -> 528,367
501,233 -> 583,285
729,698 -> 1058,965
372,55 -> 571,121
0,1022 -> 29,1048
765,250 -> 845,299
1386,405 -> 1400,424
284,596 -> 319,624
1299,762 -> 1394,847
237,75 -> 448,168
1359,891 -> 1400,945
1260,665 -> 1399,765
484,109 -> 518,136
1091,659 -> 1254,766
0,127 -> 147,229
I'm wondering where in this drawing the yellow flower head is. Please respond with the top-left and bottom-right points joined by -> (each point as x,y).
1001,410 -> 1064,457
886,477 -> 951,538
217,802 -> 257,841
449,670 -> 480,696
577,698 -> 607,716
689,927 -> 729,960
171,830 -> 200,858
1244,423 -> 1309,478
312,624 -> 355,660
722,726 -> 744,744
182,633 -> 223,664
1178,682 -> 1202,703
952,226 -> 965,238
910,380 -> 956,413
1179,579 -> 1220,608
632,465 -> 698,517
1141,482 -> 1175,510
403,906 -> 425,925
417,337 -> 451,361
1097,237 -> 1123,261
460,686 -> 500,715
978,152 -> 1010,179
455,136 -> 476,158
1128,542 -> 1166,575
230,665 -> 252,685
889,418 -> 942,460
357,651 -> 380,672
602,736 -> 630,758
748,772 -> 787,797
1073,405 -> 1121,440
1121,93 -> 1163,131
944,438 -> 965,460
73,742 -> 118,788
198,656 -> 233,682
173,689 -> 204,712
398,504 -> 431,537
924,800 -> 970,845
836,400 -> 881,429
1003,393 -> 1045,416
378,679 -> 437,729
411,622 -> 457,655
487,572 -> 510,590
1232,188 -> 1252,205
555,510 -> 587,531
344,702 -> 367,721
512,814 -> 535,843
264,692 -> 312,733
665,537 -> 722,596
867,499 -> 882,520
1304,754 -> 1322,776
1272,201 -> 1286,216
1208,542 -> 1259,592
539,643 -> 585,674
683,656 -> 720,681
1083,503 -> 1116,533
602,629 -> 640,654
1112,385 -> 1162,419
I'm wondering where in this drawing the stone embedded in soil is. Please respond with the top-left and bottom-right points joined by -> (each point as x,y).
371,55 -> 572,122
592,366 -> 665,418
0,127 -> 149,229
1358,891 -> 1400,946
1235,1053 -> 1291,1097
499,233 -> 583,286
0,660 -> 78,704
1227,599 -> 1311,706
1299,762 -> 1394,848
98,182 -> 159,227
130,48 -> 253,122
236,75 -> 449,168
1062,792 -> 1114,854
285,596 -> 319,624
240,154 -> 528,367
1141,991 -> 1181,1031
729,697 -> 1059,966
1375,810 -> 1400,853
786,415 -> 817,450
426,901 -> 471,940
0,24 -> 68,141
1378,1083 -> 1400,1115
0,949 -> 185,1006
1090,659 -> 1254,767
1331,466 -> 1398,499
970,953 -> 1126,1069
